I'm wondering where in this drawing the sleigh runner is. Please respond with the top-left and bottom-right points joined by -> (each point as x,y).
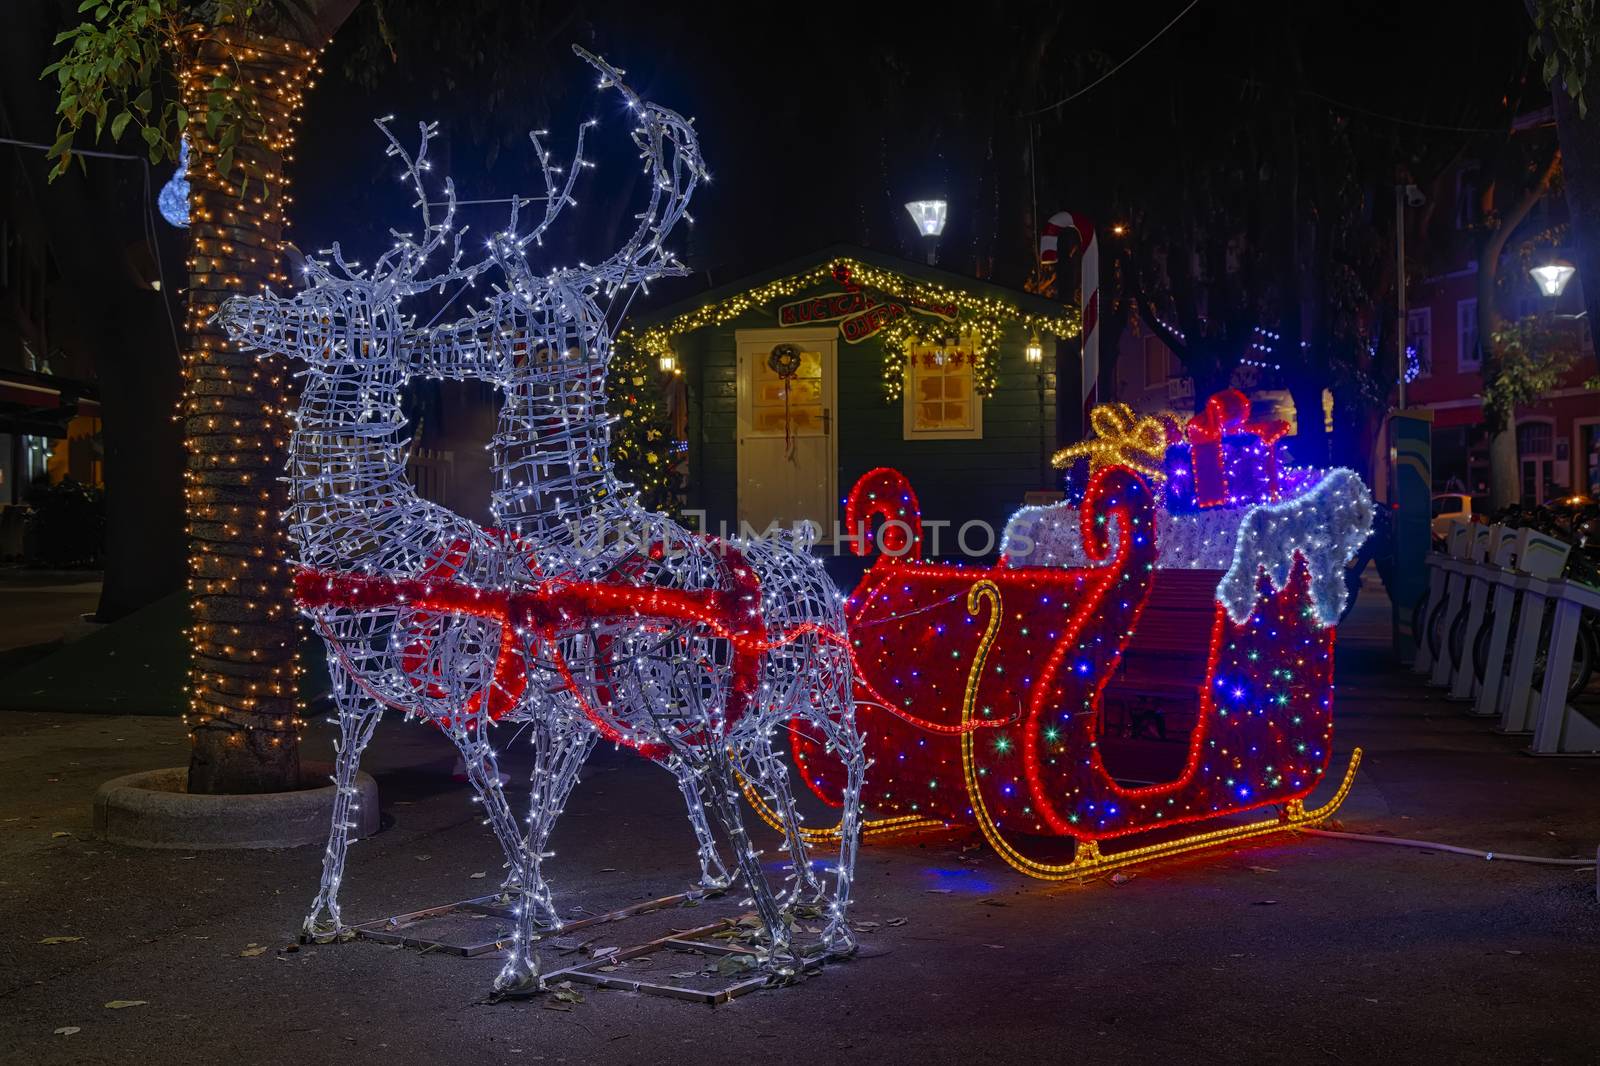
773,393 -> 1373,879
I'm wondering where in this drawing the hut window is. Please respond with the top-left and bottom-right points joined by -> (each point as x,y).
751,344 -> 824,435
903,336 -> 982,440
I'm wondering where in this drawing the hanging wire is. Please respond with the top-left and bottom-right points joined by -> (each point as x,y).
1025,0 -> 1202,116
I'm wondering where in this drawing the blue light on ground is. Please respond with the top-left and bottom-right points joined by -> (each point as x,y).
923,866 -> 998,894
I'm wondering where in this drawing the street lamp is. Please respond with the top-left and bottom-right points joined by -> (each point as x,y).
1530,260 -> 1577,298
905,199 -> 948,264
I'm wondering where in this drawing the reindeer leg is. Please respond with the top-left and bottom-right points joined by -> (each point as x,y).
702,750 -> 796,974
518,717 -> 594,930
303,670 -> 381,942
495,717 -> 588,995
668,756 -> 732,891
453,728 -> 527,900
818,668 -> 866,958
749,734 -> 824,907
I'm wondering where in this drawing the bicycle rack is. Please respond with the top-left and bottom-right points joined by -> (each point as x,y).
1421,521 -> 1475,686
1468,525 -> 1522,718
1445,525 -> 1496,701
1493,529 -> 1572,734
1529,575 -> 1600,755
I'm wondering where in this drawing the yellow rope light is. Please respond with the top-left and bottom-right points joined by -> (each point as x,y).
959,580 -> 1363,881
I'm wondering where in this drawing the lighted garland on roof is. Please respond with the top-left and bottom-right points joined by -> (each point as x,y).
635,257 -> 1079,402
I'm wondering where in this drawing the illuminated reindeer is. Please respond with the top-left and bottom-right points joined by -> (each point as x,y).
407,48 -> 866,994
212,126 -> 550,940
216,110 -> 744,946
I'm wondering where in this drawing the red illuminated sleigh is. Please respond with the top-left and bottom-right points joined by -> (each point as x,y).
772,458 -> 1364,880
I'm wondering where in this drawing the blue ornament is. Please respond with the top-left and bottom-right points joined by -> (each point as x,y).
157,138 -> 190,228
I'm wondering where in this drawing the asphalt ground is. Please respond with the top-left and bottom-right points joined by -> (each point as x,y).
3,596 -> 1599,1065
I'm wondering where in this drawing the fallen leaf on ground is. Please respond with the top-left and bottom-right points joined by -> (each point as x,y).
239,945 -> 267,958
925,888 -> 953,895
104,1000 -> 147,1010
39,936 -> 82,945
979,898 -> 1008,908
414,855 -> 431,862
54,1027 -> 80,1037
550,982 -> 585,1005
469,871 -> 486,879
51,832 -> 72,839
716,954 -> 757,977
1248,866 -> 1278,874
886,917 -> 908,927
1109,872 -> 1135,886
1253,900 -> 1280,906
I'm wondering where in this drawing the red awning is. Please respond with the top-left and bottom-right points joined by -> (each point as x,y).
1428,403 -> 1482,430
0,370 -> 100,416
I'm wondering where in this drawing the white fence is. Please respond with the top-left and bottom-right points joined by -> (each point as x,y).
1414,518 -> 1600,754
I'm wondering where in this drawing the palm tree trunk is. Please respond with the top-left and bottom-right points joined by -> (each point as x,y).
176,25 -> 320,795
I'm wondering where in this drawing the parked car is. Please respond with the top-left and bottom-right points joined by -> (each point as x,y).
1431,493 -> 1472,542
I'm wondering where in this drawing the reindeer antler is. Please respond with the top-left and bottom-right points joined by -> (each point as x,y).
568,46 -> 705,296
370,116 -> 482,295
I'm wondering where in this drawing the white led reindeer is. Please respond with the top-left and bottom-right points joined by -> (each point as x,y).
216,113 -> 741,942
213,134 -> 553,940
407,48 -> 866,995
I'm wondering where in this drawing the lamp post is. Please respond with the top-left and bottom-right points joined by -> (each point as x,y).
1530,260 -> 1577,299
1025,331 -> 1050,487
905,199 -> 948,265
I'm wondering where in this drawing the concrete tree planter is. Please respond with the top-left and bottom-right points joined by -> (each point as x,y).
93,762 -> 379,849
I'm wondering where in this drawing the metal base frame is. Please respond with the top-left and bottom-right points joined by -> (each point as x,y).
349,887 -> 844,1004
350,887 -> 714,957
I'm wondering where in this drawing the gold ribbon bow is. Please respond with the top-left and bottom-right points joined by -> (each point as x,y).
1051,401 -> 1170,484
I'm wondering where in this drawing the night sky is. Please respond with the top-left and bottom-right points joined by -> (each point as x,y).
290,0 -> 1537,314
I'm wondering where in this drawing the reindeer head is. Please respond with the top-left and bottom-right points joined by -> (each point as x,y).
216,117 -> 486,370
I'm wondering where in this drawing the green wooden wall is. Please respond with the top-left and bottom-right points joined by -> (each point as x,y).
679,287 -> 1060,558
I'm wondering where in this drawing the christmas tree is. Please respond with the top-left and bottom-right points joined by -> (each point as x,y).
608,334 -> 679,515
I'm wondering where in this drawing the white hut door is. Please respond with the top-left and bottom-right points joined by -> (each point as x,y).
735,328 -> 837,543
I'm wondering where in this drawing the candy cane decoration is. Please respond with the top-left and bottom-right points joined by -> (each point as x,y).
1039,211 -> 1098,431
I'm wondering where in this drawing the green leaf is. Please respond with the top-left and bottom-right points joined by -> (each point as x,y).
133,88 -> 151,113
110,109 -> 130,140
175,106 -> 188,131
77,0 -> 99,10
218,146 -> 234,177
1545,52 -> 1561,85
48,131 -> 75,159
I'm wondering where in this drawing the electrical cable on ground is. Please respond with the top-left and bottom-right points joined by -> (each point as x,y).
1304,827 -> 1595,868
